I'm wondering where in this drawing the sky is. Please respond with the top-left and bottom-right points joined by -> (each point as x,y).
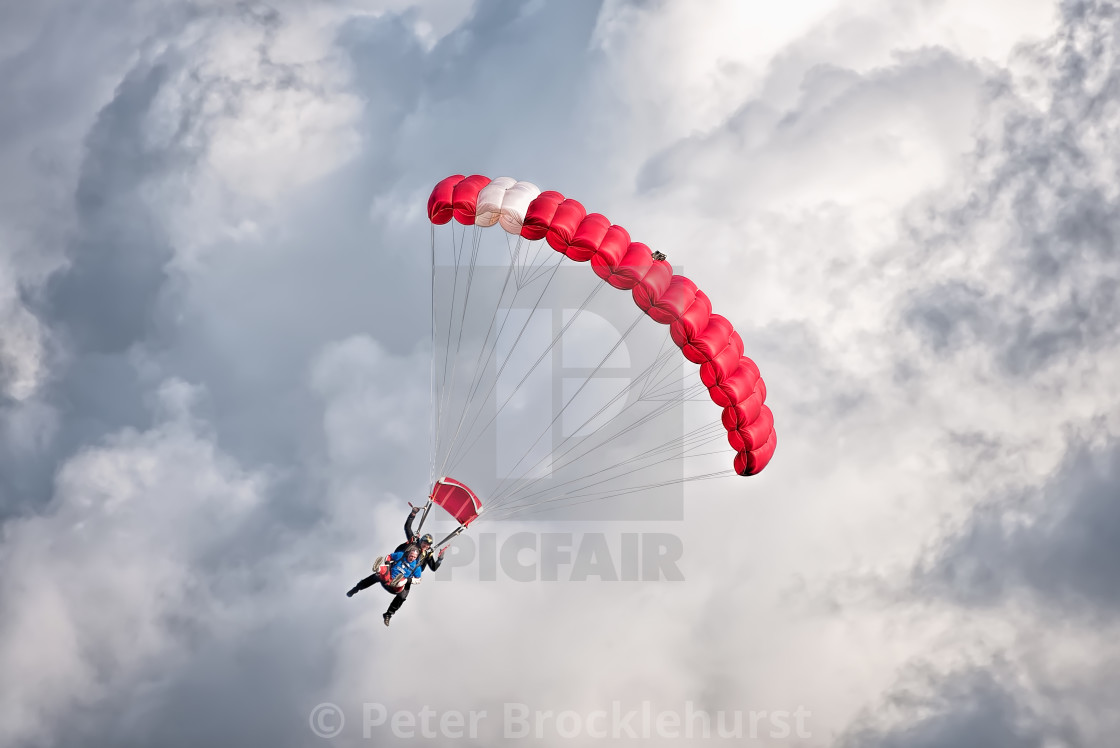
1,0 -> 1118,746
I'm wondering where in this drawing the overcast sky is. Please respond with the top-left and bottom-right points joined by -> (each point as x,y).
2,0 -> 1118,746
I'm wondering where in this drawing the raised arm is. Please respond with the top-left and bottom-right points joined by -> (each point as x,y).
404,505 -> 420,540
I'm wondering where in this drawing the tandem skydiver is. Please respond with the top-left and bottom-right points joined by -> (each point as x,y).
346,505 -> 448,626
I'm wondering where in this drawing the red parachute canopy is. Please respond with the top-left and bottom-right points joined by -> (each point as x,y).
431,476 -> 482,526
427,175 -> 777,476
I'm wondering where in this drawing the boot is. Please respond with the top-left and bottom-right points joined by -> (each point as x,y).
383,612 -> 392,627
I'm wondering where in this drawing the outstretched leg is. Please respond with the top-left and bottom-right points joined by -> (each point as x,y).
346,573 -> 380,597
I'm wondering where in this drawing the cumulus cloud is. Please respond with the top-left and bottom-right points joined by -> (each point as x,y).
899,1 -> 1120,380
0,380 -> 269,747
879,0 -> 1120,617
830,5 -> 1120,745
0,283 -> 47,402
2,0 -> 1116,746
915,439 -> 1120,613
838,665 -> 1065,748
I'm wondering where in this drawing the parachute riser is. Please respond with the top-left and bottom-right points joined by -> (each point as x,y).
435,524 -> 468,550
415,499 -> 434,536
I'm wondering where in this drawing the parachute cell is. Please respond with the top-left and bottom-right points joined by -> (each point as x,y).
430,477 -> 482,527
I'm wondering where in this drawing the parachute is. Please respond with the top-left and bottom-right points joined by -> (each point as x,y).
430,476 -> 482,526
414,476 -> 482,549
422,174 -> 776,527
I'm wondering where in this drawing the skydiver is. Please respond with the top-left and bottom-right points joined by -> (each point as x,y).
399,504 -> 448,575
345,505 -> 447,625
346,545 -> 424,626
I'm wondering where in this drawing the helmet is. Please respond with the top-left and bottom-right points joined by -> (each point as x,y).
419,534 -> 434,547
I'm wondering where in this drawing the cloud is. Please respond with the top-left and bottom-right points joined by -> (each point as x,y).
914,438 -> 1120,614
1,1 -> 368,518
898,0 -> 1120,379
310,335 -> 431,491
43,61 -> 178,356
821,6 -> 1120,746
838,664 -> 1064,748
0,380 -> 269,747
636,47 -> 988,215
0,286 -> 47,402
2,0 -> 1115,747
872,0 -> 1120,622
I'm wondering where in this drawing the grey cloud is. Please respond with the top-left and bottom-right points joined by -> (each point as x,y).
1,2 -> 339,517
12,2 -> 1120,748
900,0 -> 1120,377
0,2 -> 642,746
902,281 -> 991,354
340,0 -> 606,190
881,2 -> 1120,618
838,666 -> 1069,748
136,0 -> 611,512
914,439 -> 1120,613
1,57 -> 180,517
43,62 -> 178,355
47,616 -> 338,748
745,318 -> 873,426
148,0 -> 612,483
